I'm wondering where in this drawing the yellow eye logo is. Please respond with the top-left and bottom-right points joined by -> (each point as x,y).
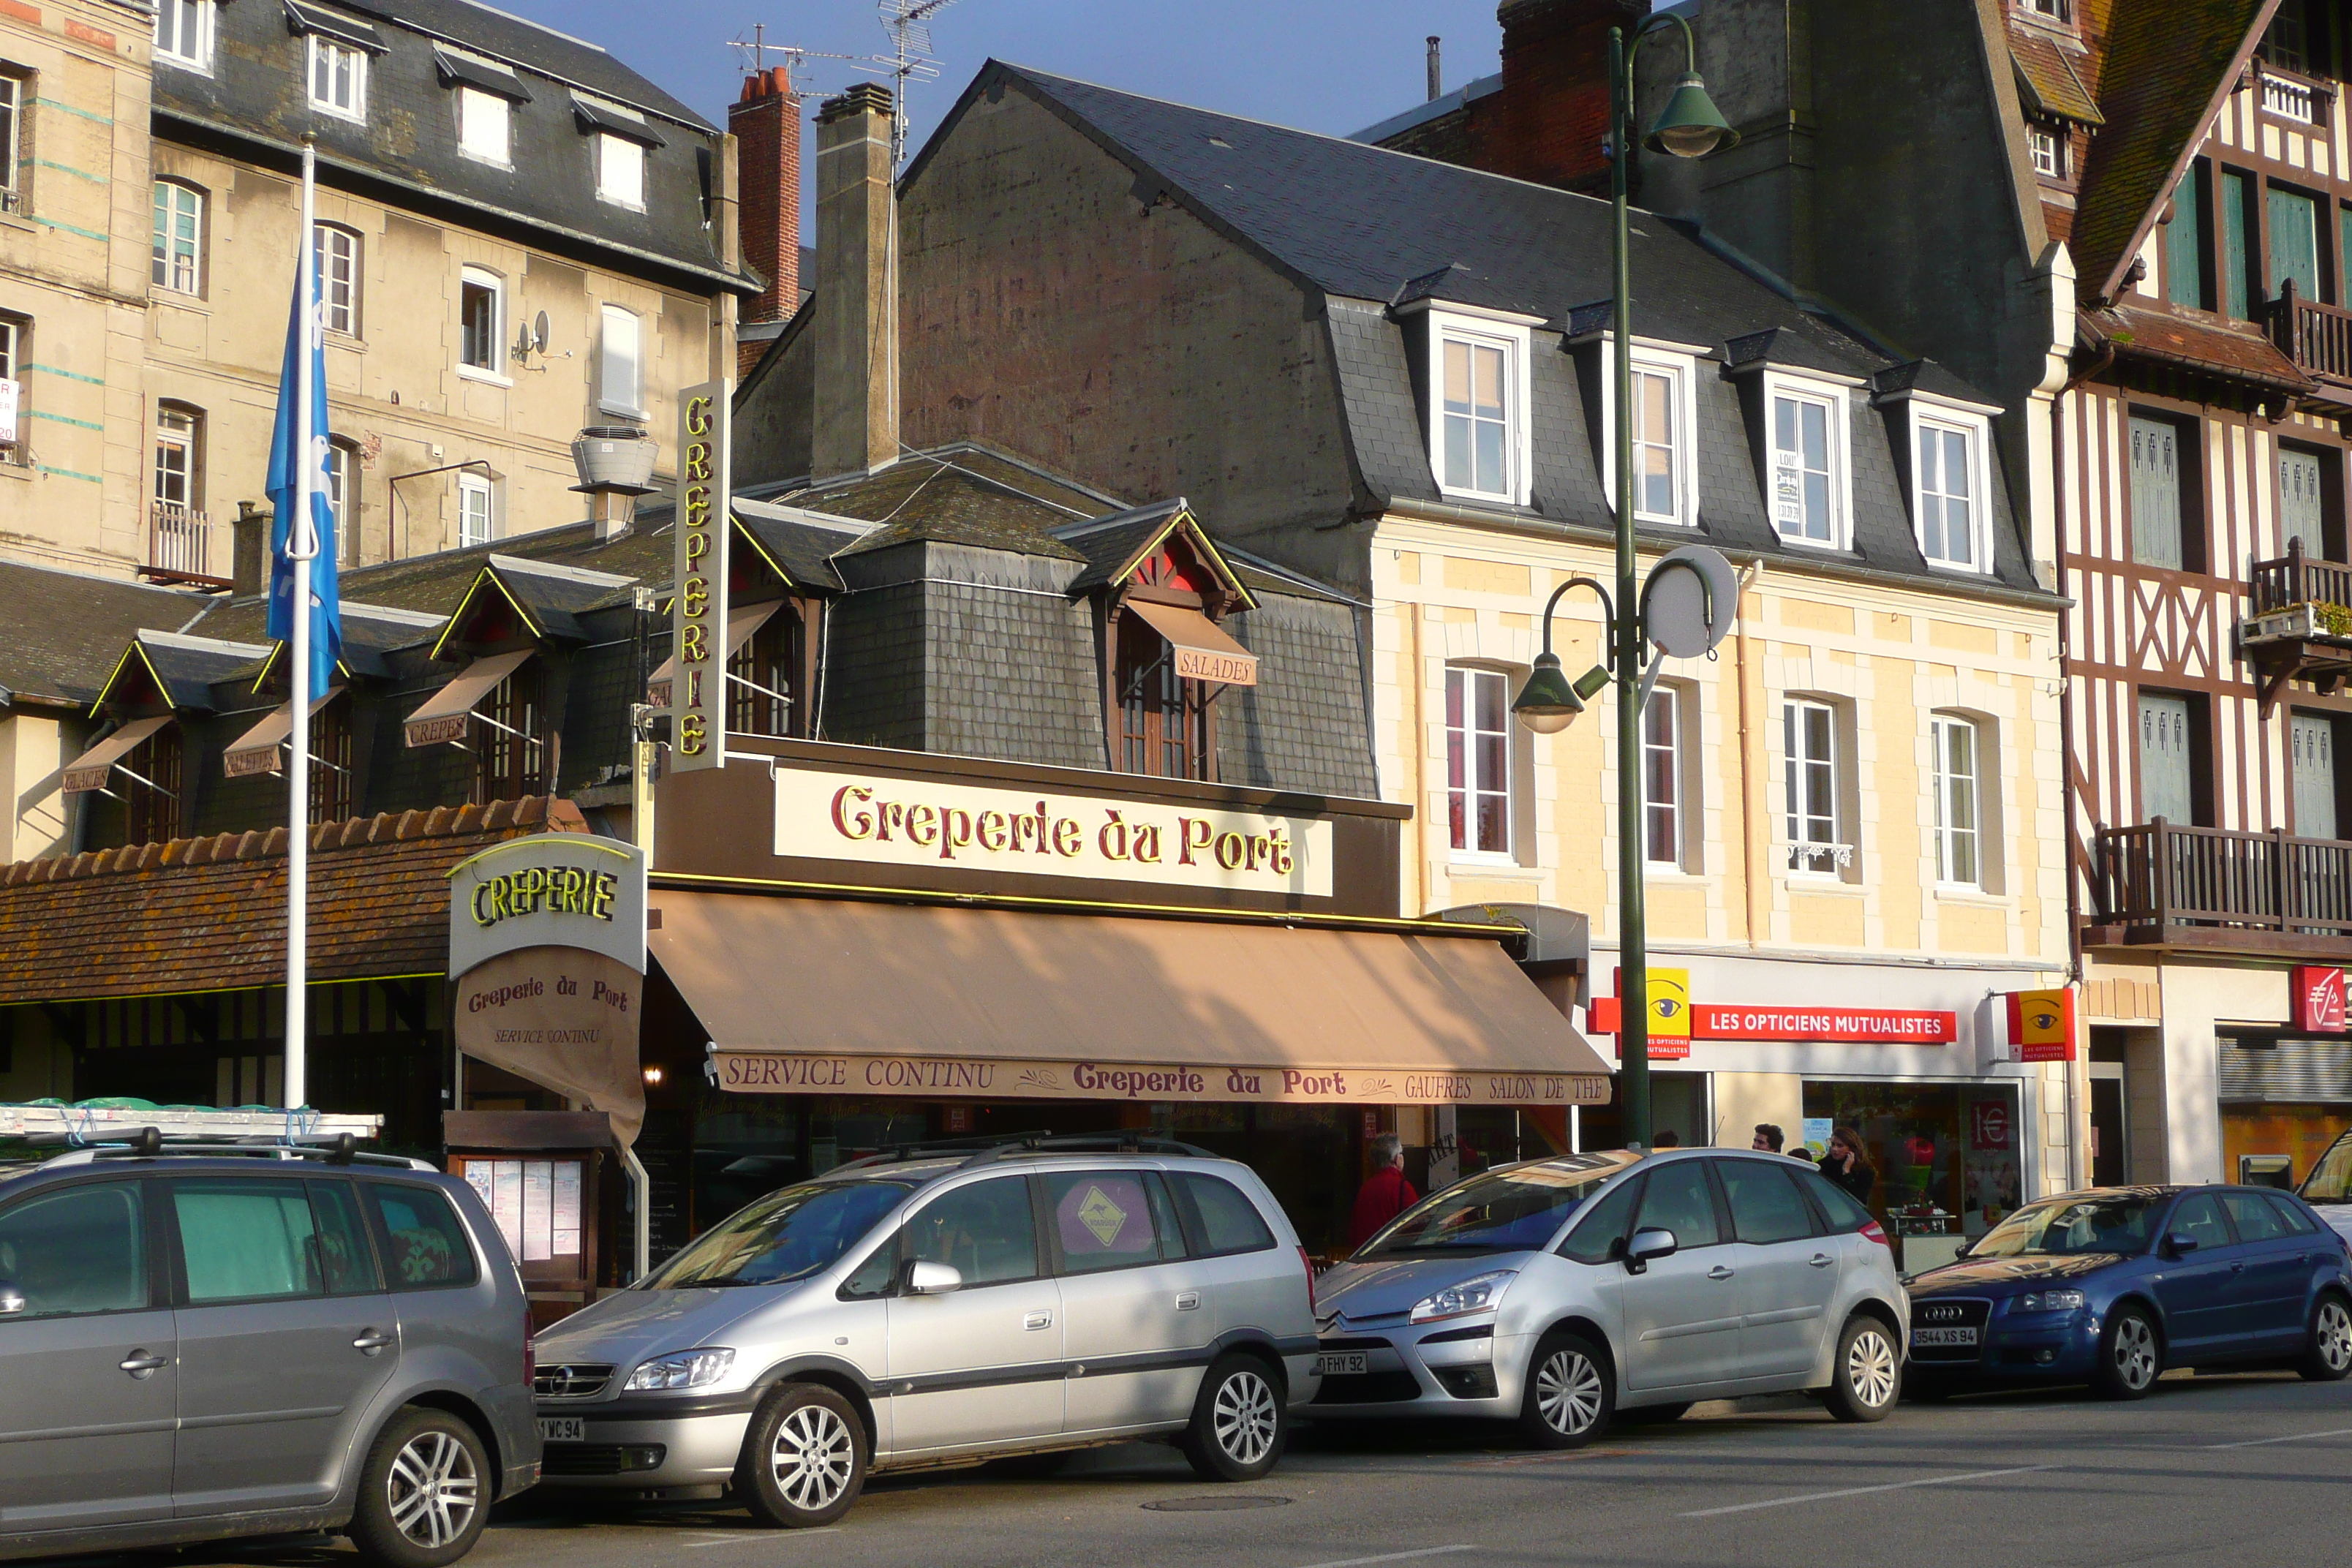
1655,999 -> 1684,1019
2030,1009 -> 2058,1031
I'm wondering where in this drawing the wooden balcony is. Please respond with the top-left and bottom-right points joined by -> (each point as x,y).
2088,819 -> 2352,960
2244,537 -> 2352,710
142,500 -> 230,589
2266,280 -> 2352,412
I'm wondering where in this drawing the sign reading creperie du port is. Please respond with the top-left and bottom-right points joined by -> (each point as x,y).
712,1052 -> 1608,1107
772,764 -> 1335,897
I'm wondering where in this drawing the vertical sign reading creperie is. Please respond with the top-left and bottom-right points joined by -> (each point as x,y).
671,378 -> 731,772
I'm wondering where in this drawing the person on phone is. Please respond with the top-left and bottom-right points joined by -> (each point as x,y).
1812,1126 -> 1875,1205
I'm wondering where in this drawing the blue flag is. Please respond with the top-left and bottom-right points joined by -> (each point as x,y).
264,257 -> 340,698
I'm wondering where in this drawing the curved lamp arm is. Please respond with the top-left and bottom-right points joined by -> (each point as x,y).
1536,574 -> 1618,662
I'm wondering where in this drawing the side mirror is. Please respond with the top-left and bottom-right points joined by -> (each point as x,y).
903,1260 -> 963,1295
1624,1227 -> 1678,1274
1953,1238 -> 1975,1259
2163,1232 -> 2200,1258
0,1282 -> 22,1316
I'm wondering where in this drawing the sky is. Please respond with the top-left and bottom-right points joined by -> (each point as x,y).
495,0 -> 1507,234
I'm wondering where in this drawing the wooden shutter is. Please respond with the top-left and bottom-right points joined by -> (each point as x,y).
2130,418 -> 2184,569
2138,694 -> 2195,824
2294,714 -> 2339,840
2280,448 -> 2327,558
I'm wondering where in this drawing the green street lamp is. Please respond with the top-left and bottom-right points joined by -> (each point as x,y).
1512,15 -> 1737,1152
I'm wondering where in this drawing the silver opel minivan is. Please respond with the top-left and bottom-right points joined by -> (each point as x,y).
1311,1149 -> 1909,1446
532,1138 -> 1321,1527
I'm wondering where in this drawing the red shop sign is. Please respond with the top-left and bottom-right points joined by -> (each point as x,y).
1588,999 -> 1955,1044
1970,1101 -> 2012,1152
2293,967 -> 2346,1034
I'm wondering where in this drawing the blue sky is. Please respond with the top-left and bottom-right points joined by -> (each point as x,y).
500,0 -> 1506,231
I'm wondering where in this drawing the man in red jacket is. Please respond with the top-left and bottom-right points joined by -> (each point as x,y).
1348,1132 -> 1420,1251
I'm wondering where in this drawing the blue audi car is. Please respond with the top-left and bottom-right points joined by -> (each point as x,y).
1904,1185 -> 2352,1399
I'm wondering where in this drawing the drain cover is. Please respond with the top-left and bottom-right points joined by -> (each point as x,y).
1142,1496 -> 1292,1512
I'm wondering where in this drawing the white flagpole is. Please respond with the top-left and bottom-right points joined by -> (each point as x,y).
286,137 -> 317,1112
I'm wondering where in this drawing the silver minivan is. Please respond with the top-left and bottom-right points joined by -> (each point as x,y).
532,1139 -> 1322,1527
0,1138 -> 539,1567
1310,1149 -> 1909,1445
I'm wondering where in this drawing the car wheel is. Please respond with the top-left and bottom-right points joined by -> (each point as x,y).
1823,1316 -> 1901,1422
348,1407 -> 489,1568
2299,1293 -> 2352,1382
736,1384 -> 867,1528
2091,1305 -> 2163,1400
1180,1354 -> 1285,1482
1616,1401 -> 1691,1426
1516,1330 -> 1613,1449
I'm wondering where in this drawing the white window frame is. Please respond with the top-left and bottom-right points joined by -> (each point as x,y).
1599,335 -> 1703,528
1420,308 -> 1536,507
154,0 -> 214,72
1444,663 -> 1516,862
595,132 -> 646,209
458,265 -> 505,381
1783,696 -> 1848,876
326,439 -> 357,563
306,34 -> 368,122
456,86 -> 512,167
152,180 -> 203,295
598,304 -> 643,417
313,223 -> 359,336
1907,399 -> 1997,575
0,75 -> 24,206
457,472 -> 495,549
1760,370 -> 1853,549
0,317 -> 22,450
1642,684 -> 1689,870
1930,712 -> 1983,890
2028,125 -> 2064,178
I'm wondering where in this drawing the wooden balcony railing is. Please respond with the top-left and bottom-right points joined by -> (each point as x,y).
2092,819 -> 2352,953
2250,537 -> 2352,617
146,500 -> 221,585
2266,279 -> 2352,384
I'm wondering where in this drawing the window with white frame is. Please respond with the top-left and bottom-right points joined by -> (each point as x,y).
1446,666 -> 1512,857
2028,124 -> 2066,180
1436,330 -> 1514,499
1913,410 -> 1990,571
313,224 -> 359,335
1643,686 -> 1686,868
307,35 -> 367,121
154,403 -> 200,514
151,181 -> 202,295
0,317 -> 22,451
0,75 -> 24,208
154,0 -> 214,70
598,304 -> 641,415
1602,342 -> 1700,527
1766,376 -> 1846,546
459,266 -> 502,374
326,439 -> 358,563
1931,713 -> 1981,888
456,86 -> 511,165
596,132 -> 645,208
458,472 -> 494,549
1784,697 -> 1844,874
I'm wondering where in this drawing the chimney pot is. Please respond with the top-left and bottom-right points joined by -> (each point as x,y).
728,64 -> 804,331
812,83 -> 898,482
1428,36 -> 1441,102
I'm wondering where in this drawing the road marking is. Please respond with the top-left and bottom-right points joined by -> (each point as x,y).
1678,1464 -> 2058,1518
2204,1425 -> 2352,1450
682,1528 -> 843,1546
1292,1548 -> 1477,1568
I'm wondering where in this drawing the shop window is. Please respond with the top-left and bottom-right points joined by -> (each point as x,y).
153,0 -> 214,72
314,223 -> 361,336
1782,697 -> 1847,875
125,720 -> 182,845
151,180 -> 203,295
1115,608 -> 1207,780
459,267 -> 502,375
1802,1082 -> 2024,1245
1446,665 -> 1512,859
727,606 -> 797,739
472,660 -> 543,804
2167,164 -> 2210,312
1930,713 -> 1981,889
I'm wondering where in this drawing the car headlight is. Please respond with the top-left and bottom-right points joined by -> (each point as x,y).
623,1347 -> 736,1391
1411,1270 -> 1517,1323
2016,1290 -> 2086,1313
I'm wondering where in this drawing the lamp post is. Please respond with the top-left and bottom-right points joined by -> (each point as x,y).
1512,15 -> 1736,1151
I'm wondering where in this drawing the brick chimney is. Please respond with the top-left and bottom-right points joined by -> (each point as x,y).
811,83 -> 897,482
1490,0 -> 1646,194
729,64 -> 803,379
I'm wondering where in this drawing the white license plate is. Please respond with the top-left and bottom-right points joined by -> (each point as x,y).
1912,1327 -> 1979,1348
537,1417 -> 585,1442
1317,1352 -> 1368,1376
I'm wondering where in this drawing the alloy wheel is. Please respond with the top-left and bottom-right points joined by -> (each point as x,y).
1536,1347 -> 1606,1436
2113,1314 -> 2159,1390
386,1431 -> 479,1550
1844,1327 -> 1898,1410
1213,1369 -> 1278,1465
2319,1300 -> 2352,1373
769,1403 -> 857,1514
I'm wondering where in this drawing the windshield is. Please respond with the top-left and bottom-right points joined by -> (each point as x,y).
1969,1194 -> 2162,1258
2302,1132 -> 2352,1204
645,1180 -> 912,1288
1357,1158 -> 1624,1259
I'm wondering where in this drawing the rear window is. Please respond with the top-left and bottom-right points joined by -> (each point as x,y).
1796,1167 -> 1875,1232
173,1177 -> 380,1303
366,1182 -> 479,1289
2267,1193 -> 2320,1235
1175,1172 -> 1275,1256
1720,1160 -> 1819,1245
1045,1171 -> 1169,1273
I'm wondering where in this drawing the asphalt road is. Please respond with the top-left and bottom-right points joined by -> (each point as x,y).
48,1371 -> 2352,1568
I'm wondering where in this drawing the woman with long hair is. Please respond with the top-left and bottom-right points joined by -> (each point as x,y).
1815,1124 -> 1875,1205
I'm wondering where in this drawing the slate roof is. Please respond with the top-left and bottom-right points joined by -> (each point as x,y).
0,561 -> 220,709
734,501 -> 865,593
152,0 -> 751,293
751,444 -> 1123,561
105,632 -> 276,714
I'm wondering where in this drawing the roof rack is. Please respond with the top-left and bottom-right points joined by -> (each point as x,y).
35,1128 -> 429,1170
830,1131 -> 1215,1172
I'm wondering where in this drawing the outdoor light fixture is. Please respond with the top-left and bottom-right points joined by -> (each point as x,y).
642,1066 -> 665,1087
1644,72 -> 1738,159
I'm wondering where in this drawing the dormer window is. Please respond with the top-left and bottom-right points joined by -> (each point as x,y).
2028,124 -> 2065,180
2021,0 -> 2070,22
1915,410 -> 1991,572
1599,337 -> 1703,528
1420,309 -> 1535,505
458,87 -> 511,165
1761,372 -> 1852,549
154,0 -> 214,72
308,35 -> 368,121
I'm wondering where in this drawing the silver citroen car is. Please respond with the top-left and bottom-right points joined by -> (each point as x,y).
532,1139 -> 1320,1527
1309,1149 -> 1908,1446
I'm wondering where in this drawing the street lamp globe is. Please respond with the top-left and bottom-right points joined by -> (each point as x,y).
1511,652 -> 1583,734
1645,74 -> 1739,159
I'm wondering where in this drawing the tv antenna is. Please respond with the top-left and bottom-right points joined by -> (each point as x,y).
877,0 -> 964,165
723,25 -> 866,89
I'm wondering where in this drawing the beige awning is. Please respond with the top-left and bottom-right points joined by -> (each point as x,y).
222,688 -> 342,779
1126,598 -> 1258,687
404,648 -> 533,748
646,600 -> 783,708
62,715 -> 173,794
656,891 -> 1610,1106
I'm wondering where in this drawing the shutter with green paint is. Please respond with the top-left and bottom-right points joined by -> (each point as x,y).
2270,186 -> 2322,300
2130,418 -> 2184,569
2224,170 -> 2252,319
2294,715 -> 2338,840
2281,448 -> 2327,557
2167,168 -> 2207,309
2139,694 -> 2194,824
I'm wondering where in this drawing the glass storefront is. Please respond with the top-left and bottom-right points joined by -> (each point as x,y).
1802,1080 -> 2024,1270
2219,1033 -> 2352,1187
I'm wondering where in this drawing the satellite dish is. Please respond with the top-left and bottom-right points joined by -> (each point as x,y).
532,312 -> 551,354
1644,543 -> 1738,659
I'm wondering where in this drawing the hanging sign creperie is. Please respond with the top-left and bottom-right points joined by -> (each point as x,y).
772,763 -> 1335,897
712,1050 -> 1609,1107
669,377 -> 731,773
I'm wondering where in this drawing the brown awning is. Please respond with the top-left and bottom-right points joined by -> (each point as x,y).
404,648 -> 533,748
656,891 -> 1610,1106
222,688 -> 342,779
62,715 -> 173,794
1125,598 -> 1259,687
645,600 -> 783,708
